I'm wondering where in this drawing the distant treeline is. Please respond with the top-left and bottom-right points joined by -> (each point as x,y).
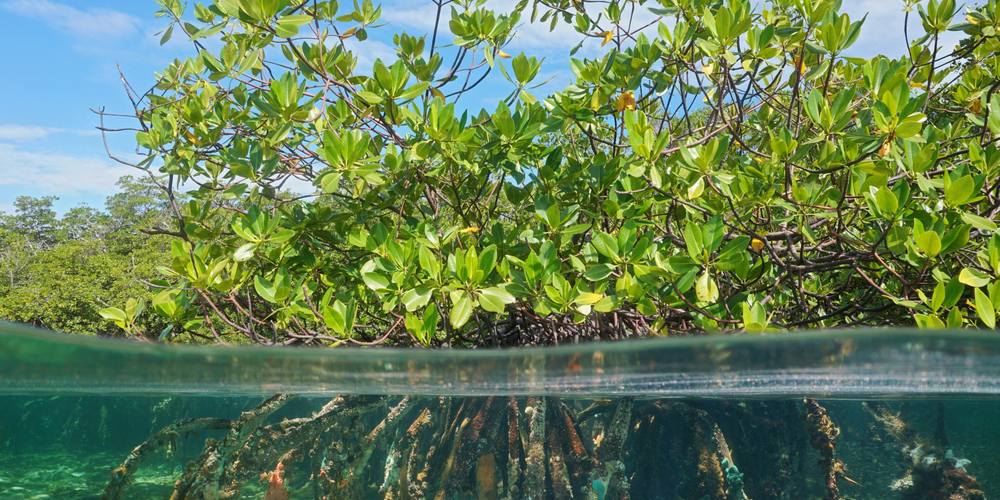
0,176 -> 173,336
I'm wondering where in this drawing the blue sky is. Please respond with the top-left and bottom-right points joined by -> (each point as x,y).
0,0 -> 963,215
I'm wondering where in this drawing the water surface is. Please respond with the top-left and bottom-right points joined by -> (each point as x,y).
1,323 -> 997,500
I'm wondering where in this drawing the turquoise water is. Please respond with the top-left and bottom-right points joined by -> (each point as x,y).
1,322 -> 998,499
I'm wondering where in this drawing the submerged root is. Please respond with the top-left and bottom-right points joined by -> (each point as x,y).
865,401 -> 986,500
523,396 -> 548,498
803,398 -> 844,500
105,395 -> 970,500
102,417 -> 235,500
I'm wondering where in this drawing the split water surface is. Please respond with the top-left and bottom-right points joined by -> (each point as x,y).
1,323 -> 999,500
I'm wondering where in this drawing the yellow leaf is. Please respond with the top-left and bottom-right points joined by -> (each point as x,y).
497,49 -> 511,59
615,91 -> 636,112
794,56 -> 807,73
751,238 -> 765,252
909,81 -> 926,89
879,138 -> 892,157
459,227 -> 480,233
972,99 -> 982,114
598,30 -> 614,46
185,131 -> 203,147
967,13 -> 980,25
701,64 -> 714,75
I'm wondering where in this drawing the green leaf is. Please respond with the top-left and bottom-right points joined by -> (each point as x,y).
684,224 -> 704,263
234,243 -> 257,262
275,14 -> 313,38
594,295 -> 618,313
423,303 -> 440,336
917,231 -> 941,257
702,215 -> 725,253
915,313 -> 946,329
947,305 -> 964,328
99,307 -> 128,328
944,175 -> 975,206
961,212 -> 998,232
886,226 -> 909,254
930,281 -> 946,312
478,292 -> 505,313
480,287 -> 515,307
875,186 -> 898,215
160,24 -> 174,45
959,268 -> 991,288
584,263 -> 616,281
592,232 -> 620,260
402,287 -> 433,312
716,236 -> 750,262
574,292 -> 603,306
976,288 -> 996,328
943,277 -> 965,308
397,81 -> 430,100
450,292 -> 473,328
695,272 -> 719,302
254,276 -> 277,302
687,176 -> 705,199
362,271 -> 390,291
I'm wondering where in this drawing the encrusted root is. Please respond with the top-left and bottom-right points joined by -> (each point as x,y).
102,417 -> 234,500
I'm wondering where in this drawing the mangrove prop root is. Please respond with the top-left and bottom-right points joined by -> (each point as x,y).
864,401 -> 986,500
180,393 -> 295,500
555,399 -> 593,470
431,399 -> 480,499
546,408 -> 574,500
102,417 -> 235,500
585,397 -> 634,500
403,403 -> 440,500
476,452 -> 500,500
381,405 -> 433,496
523,396 -> 548,499
687,406 -> 725,500
350,396 -> 413,479
446,397 -> 496,495
506,396 -> 522,500
169,395 -> 386,500
803,398 -> 843,500
863,400 -> 919,448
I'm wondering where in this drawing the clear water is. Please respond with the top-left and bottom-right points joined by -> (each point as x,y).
1,322 -> 997,500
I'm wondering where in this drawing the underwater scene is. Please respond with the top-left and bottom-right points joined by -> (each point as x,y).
2,324 -> 1000,500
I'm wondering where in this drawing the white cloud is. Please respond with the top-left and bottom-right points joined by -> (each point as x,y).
0,124 -> 97,142
1,0 -> 141,41
0,144 -> 134,196
0,125 -> 55,142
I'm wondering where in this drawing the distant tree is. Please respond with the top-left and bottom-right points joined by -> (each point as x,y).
57,204 -> 111,245
2,196 -> 59,248
0,235 -> 33,289
0,178 -> 174,338
104,176 -> 176,253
